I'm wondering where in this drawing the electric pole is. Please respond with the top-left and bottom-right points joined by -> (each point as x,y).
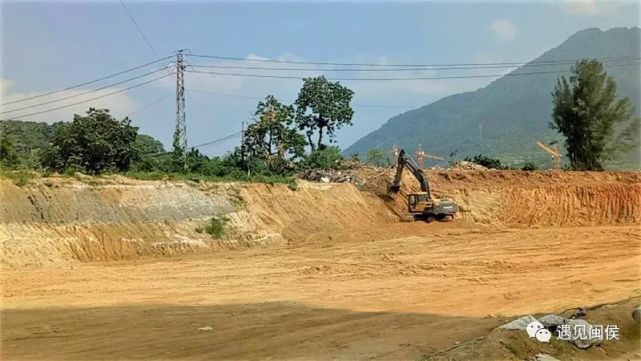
172,49 -> 187,170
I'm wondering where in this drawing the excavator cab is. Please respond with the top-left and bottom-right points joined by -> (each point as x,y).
408,192 -> 430,213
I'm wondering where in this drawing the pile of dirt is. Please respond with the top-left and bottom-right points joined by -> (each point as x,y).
449,160 -> 489,171
298,168 -> 355,183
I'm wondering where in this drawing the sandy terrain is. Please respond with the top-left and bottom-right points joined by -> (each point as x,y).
1,171 -> 640,360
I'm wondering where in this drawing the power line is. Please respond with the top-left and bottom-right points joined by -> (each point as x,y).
0,56 -> 171,106
188,57 -> 641,72
4,73 -> 172,120
186,62 -> 639,81
188,53 -> 641,68
191,132 -> 242,149
1,67 -> 170,114
149,131 -> 241,157
189,88 -> 263,100
187,90 -> 220,115
125,93 -> 174,118
188,88 -> 420,109
119,0 -> 160,60
187,69 -> 558,81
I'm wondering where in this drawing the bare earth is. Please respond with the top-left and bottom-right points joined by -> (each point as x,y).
2,222 -> 640,360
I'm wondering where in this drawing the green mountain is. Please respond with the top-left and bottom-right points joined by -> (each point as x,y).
344,27 -> 641,169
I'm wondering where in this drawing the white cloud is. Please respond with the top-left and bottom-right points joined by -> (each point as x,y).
0,78 -> 139,124
565,0 -> 599,15
489,20 -> 517,41
562,0 -> 637,18
246,53 -> 270,61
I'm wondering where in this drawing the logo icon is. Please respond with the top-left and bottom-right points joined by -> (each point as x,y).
535,328 -> 552,343
526,321 -> 544,338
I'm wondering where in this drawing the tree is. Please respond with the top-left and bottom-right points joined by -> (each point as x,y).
0,120 -> 54,167
0,134 -> 19,168
551,59 -> 638,170
130,134 -> 167,172
243,95 -> 306,172
294,76 -> 354,151
43,108 -> 138,174
367,148 -> 387,166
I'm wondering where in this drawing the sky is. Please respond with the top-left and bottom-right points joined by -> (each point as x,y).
1,0 -> 639,155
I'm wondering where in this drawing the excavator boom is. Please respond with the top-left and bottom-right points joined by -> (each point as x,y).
390,149 -> 430,196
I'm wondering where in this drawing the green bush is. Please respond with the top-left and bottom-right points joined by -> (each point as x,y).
302,146 -> 342,169
202,216 -> 227,238
521,162 -> 537,171
0,169 -> 35,187
464,154 -> 504,169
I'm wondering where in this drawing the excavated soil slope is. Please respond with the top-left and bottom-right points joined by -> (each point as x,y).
358,169 -> 641,226
1,171 -> 639,267
0,178 -> 397,267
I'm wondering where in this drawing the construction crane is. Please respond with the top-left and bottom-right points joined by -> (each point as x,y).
391,144 -> 400,166
415,144 -> 445,168
536,141 -> 561,170
390,149 -> 458,221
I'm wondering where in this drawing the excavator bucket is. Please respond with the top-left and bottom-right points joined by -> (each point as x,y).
389,184 -> 401,194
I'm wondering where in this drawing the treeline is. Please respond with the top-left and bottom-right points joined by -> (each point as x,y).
0,76 -> 354,180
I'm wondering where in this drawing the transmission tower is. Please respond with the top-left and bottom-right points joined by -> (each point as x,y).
173,50 -> 187,166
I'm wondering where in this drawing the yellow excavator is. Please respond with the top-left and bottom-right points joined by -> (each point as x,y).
389,149 -> 458,221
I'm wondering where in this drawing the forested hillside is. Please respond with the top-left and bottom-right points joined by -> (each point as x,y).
345,27 -> 640,169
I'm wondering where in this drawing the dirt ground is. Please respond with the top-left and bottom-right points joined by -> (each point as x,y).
2,223 -> 640,360
1,171 -> 640,360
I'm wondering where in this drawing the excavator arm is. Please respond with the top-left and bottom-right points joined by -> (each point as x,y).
389,149 -> 430,196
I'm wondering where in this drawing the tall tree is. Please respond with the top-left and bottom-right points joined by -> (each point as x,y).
294,76 -> 354,151
0,134 -> 20,168
243,95 -> 306,172
551,59 -> 638,170
130,134 -> 167,172
43,108 -> 138,174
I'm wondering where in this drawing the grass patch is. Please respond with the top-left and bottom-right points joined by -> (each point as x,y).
499,340 -> 519,356
197,216 -> 227,239
0,168 -> 298,188
125,171 -> 297,188
0,169 -> 36,187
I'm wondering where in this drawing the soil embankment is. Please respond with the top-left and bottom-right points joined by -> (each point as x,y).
359,169 -> 641,226
1,171 -> 639,266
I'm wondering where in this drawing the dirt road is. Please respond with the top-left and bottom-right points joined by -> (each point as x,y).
3,222 -> 639,360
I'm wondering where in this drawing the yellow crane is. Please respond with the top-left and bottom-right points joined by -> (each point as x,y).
536,141 -> 561,170
415,144 -> 445,168
391,144 -> 400,166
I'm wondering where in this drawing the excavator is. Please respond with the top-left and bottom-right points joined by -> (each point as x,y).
389,149 -> 458,221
